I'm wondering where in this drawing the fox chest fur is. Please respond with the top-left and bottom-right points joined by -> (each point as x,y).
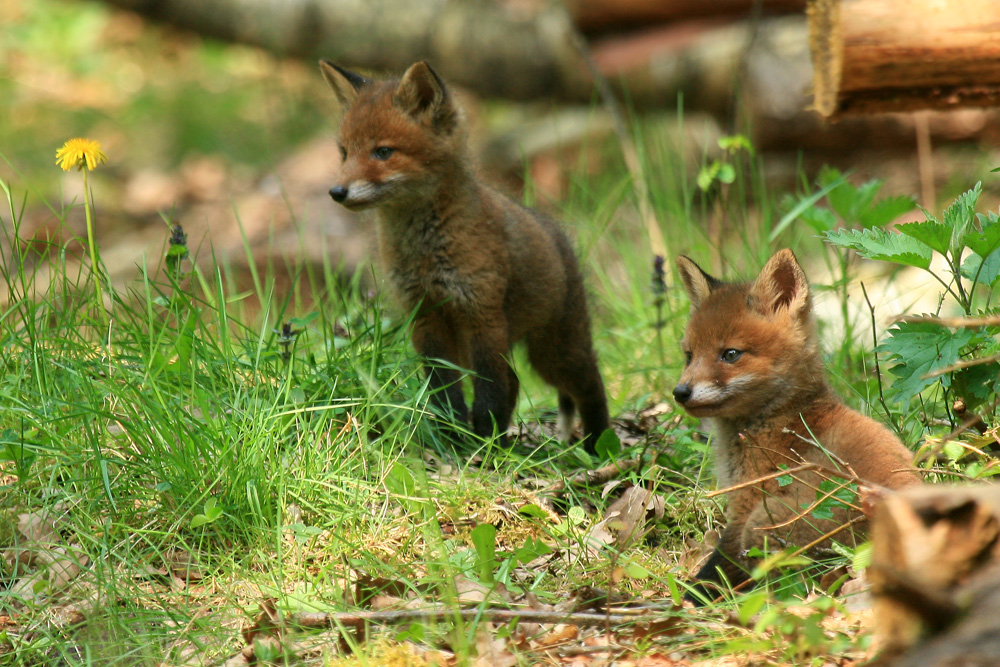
376,205 -> 489,315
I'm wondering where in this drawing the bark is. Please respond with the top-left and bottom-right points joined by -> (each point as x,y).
809,0 -> 1000,116
568,0 -> 805,32
869,484 -> 1000,666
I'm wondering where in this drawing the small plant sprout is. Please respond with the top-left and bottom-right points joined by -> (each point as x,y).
166,223 -> 189,279
56,137 -> 109,327
652,254 -> 667,367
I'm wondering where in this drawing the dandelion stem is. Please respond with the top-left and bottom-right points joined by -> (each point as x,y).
82,167 -> 108,327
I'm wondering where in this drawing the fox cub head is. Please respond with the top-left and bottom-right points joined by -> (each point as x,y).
673,249 -> 824,420
319,60 -> 465,211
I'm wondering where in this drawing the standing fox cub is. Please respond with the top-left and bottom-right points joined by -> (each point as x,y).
674,249 -> 921,599
319,60 -> 610,452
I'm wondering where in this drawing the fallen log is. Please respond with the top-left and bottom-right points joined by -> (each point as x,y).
568,0 -> 804,33
809,0 -> 1000,116
869,483 -> 1000,666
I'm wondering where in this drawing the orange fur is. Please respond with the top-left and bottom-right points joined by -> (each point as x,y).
674,249 -> 922,599
320,60 -> 609,451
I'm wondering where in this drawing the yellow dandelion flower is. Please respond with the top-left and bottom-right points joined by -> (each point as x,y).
55,138 -> 108,171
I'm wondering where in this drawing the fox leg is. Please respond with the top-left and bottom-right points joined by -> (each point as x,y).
412,314 -> 468,429
506,366 -> 520,424
469,325 -> 513,447
572,357 -> 610,450
526,329 -> 609,454
686,522 -> 752,605
557,393 -> 576,442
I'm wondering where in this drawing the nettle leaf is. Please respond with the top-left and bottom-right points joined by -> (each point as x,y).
804,206 -> 838,232
859,194 -> 917,228
851,179 -> 883,220
953,361 -> 1000,404
966,210 -> 1000,258
896,220 -> 951,255
943,182 -> 982,253
877,322 -> 979,401
824,227 -> 932,269
960,248 -> 1000,287
820,167 -> 855,222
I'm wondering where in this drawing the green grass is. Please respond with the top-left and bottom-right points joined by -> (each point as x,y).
0,122 -> 879,665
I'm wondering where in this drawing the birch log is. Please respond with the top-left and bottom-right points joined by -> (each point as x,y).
809,0 -> 1000,116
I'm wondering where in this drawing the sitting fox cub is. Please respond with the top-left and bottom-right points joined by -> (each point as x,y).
320,60 -> 609,452
673,249 -> 921,599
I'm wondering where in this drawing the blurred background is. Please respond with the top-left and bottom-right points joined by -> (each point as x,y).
3,0 -> 1000,299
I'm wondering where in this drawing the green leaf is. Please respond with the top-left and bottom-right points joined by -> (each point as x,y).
943,182 -> 982,254
770,171 -> 849,240
471,523 -> 497,584
818,166 -> 856,222
896,219 -> 951,255
717,163 -> 736,184
876,322 -> 979,401
191,497 -> 223,528
851,542 -> 873,571
960,248 -> 1000,287
824,227 -> 932,269
858,194 -> 917,228
718,134 -> 752,153
623,561 -> 651,579
851,179 -> 883,221
966,210 -> 1000,258
697,162 -> 720,191
515,536 -> 552,564
737,591 -> 768,626
594,429 -> 621,459
518,504 -> 548,519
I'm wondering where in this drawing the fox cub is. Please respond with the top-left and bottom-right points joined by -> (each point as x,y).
319,60 -> 610,452
673,249 -> 921,598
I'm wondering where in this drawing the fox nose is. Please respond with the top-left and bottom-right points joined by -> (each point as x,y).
329,185 -> 349,203
672,383 -> 692,404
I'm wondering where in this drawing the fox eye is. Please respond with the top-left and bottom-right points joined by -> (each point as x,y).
338,144 -> 347,161
683,350 -> 692,366
721,349 -> 743,363
373,146 -> 395,160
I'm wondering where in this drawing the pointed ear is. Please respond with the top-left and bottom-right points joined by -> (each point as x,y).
676,256 -> 719,309
748,249 -> 811,317
393,61 -> 457,130
319,60 -> 368,107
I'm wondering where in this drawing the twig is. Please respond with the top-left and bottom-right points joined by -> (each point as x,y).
921,352 -> 1000,379
782,514 -> 867,563
703,458 -> 873,503
289,607 -> 654,629
756,478 -> 859,531
896,313 -> 1000,328
543,457 -> 640,496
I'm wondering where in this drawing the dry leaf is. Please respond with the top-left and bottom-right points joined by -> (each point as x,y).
473,624 -> 517,667
534,622 -> 578,648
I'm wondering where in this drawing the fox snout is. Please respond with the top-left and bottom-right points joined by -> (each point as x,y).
673,383 -> 692,404
329,185 -> 348,203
